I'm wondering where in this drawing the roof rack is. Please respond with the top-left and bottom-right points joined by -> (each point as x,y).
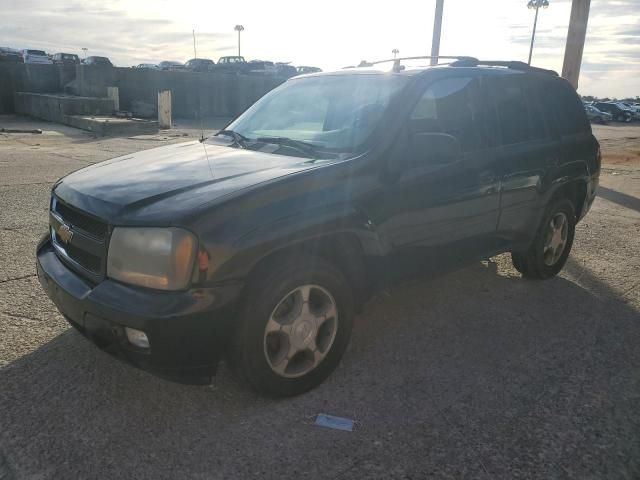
450,58 -> 558,76
366,56 -> 479,72
360,56 -> 558,76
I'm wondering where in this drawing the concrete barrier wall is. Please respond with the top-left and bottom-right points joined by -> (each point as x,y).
14,92 -> 116,122
77,67 -> 284,118
0,63 -> 76,113
1,63 -> 285,118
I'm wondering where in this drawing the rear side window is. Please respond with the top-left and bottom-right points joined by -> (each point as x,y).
410,76 -> 488,152
540,78 -> 590,135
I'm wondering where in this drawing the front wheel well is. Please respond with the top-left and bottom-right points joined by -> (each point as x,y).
243,233 -> 369,310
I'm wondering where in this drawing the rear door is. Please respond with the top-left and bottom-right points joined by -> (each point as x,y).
489,72 -> 559,244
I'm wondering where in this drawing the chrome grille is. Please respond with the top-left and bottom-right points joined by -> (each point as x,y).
50,196 -> 108,280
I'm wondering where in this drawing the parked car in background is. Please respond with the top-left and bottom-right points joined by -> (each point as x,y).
184,58 -> 215,72
52,53 -> 80,65
134,63 -> 159,70
0,47 -> 21,62
584,105 -> 612,124
84,56 -> 113,67
275,62 -> 297,78
296,65 -> 322,75
37,58 -> 600,396
216,56 -> 247,73
158,61 -> 184,71
21,49 -> 52,64
617,102 -> 640,121
593,102 -> 632,122
248,60 -> 277,75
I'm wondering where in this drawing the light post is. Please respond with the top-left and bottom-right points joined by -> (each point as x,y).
234,25 -> 244,57
392,48 -> 399,59
527,0 -> 549,65
81,47 -> 88,60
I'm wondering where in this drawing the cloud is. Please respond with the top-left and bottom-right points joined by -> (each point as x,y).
0,3 -> 233,66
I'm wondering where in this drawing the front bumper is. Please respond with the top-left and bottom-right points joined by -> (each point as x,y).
36,238 -> 243,384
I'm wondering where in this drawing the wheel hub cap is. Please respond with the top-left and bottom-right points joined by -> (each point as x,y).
543,212 -> 568,266
263,284 -> 339,378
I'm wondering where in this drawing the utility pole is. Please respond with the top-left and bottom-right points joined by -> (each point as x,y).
562,0 -> 591,90
430,0 -> 444,65
234,25 -> 244,57
192,30 -> 197,59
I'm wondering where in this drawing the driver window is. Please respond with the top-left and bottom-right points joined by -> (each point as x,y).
409,77 -> 487,152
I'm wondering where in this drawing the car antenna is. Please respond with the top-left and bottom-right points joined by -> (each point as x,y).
193,29 -> 205,143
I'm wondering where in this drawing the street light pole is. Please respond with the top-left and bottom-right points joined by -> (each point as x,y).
527,0 -> 550,65
430,0 -> 445,65
234,25 -> 244,57
81,47 -> 88,60
392,48 -> 399,59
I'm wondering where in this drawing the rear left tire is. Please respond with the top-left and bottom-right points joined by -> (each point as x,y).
511,198 -> 576,280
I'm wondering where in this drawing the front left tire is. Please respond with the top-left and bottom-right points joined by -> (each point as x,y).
232,256 -> 354,397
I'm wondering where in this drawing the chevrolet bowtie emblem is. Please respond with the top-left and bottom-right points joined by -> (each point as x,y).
56,223 -> 73,244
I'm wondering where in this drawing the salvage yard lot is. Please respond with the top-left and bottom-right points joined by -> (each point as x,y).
1,115 -> 639,479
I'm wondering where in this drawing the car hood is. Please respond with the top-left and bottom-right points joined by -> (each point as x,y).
54,141 -> 316,223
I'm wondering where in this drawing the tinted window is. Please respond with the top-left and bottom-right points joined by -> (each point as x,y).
410,76 -> 487,152
553,81 -> 589,134
489,75 -> 531,145
27,50 -> 46,55
523,78 -> 549,140
541,79 -> 590,135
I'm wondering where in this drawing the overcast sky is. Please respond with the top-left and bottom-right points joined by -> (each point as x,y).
1,0 -> 638,98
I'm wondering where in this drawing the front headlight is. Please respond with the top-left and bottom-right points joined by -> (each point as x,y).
107,227 -> 197,290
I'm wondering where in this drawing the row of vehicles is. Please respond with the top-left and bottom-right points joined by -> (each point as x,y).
134,56 -> 322,77
583,100 -> 640,124
0,47 -> 321,77
0,47 -> 113,66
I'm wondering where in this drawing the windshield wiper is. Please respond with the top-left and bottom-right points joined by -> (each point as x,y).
255,136 -> 320,159
216,129 -> 249,149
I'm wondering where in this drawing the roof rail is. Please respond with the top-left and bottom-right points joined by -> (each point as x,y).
450,58 -> 558,76
367,56 -> 479,72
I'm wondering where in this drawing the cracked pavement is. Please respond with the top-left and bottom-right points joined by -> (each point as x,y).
0,116 -> 639,479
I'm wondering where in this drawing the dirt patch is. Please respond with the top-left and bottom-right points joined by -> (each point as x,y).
593,124 -> 640,167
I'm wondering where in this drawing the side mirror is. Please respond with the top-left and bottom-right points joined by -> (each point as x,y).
409,132 -> 461,165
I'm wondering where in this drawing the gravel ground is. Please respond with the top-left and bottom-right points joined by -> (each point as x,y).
1,116 -> 639,479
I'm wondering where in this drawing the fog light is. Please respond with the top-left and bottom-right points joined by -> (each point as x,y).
125,327 -> 150,349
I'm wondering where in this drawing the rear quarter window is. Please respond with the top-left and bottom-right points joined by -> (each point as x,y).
539,78 -> 590,136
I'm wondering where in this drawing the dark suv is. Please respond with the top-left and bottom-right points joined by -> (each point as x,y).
37,58 -> 600,396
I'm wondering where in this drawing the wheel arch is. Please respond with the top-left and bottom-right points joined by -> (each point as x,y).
549,178 -> 588,220
241,232 -> 370,311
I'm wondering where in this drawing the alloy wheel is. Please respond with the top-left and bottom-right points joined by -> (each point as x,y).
543,212 -> 568,266
263,284 -> 338,378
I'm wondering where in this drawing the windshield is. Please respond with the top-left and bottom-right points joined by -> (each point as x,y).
225,74 -> 408,156
27,50 -> 46,55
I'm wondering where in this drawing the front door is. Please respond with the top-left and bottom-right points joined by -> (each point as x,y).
369,74 -> 501,276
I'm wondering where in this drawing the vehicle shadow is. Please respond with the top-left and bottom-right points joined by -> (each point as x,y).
1,254 -> 638,478
597,185 -> 640,213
